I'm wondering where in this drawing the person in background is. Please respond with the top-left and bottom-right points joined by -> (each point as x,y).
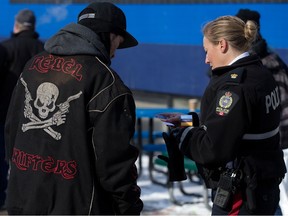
0,44 -> 8,210
0,9 -> 44,210
160,15 -> 286,215
4,2 -> 143,215
236,9 -> 288,216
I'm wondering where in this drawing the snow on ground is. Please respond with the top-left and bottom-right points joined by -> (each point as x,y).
139,154 -> 212,215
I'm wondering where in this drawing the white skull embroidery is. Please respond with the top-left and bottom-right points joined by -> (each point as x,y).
34,82 -> 59,119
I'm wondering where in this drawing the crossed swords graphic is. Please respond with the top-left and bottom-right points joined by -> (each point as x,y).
20,78 -> 82,140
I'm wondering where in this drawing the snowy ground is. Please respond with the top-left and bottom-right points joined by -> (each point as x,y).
139,154 -> 212,215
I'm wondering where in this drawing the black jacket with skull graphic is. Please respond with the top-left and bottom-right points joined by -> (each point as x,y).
4,23 -> 143,215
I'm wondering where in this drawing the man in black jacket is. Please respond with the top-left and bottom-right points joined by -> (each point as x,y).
0,9 -> 44,209
5,2 -> 143,215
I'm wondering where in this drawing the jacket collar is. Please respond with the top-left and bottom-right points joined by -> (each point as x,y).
212,55 -> 261,76
11,30 -> 40,39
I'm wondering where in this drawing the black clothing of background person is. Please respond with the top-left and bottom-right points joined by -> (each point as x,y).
0,28 -> 44,124
0,44 -> 8,124
0,9 -> 44,210
0,44 -> 8,210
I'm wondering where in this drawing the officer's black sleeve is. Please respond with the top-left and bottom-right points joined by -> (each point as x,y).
180,84 -> 249,168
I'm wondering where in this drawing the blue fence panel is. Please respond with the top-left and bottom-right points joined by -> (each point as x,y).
1,1 -> 288,97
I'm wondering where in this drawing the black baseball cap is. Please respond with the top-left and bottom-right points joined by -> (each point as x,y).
78,2 -> 138,49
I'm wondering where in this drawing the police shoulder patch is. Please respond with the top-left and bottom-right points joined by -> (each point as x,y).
216,90 -> 239,116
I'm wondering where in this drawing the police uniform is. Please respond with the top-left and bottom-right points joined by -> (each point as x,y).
179,55 -> 286,214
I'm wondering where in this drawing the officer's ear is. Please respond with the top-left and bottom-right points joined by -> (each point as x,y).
218,39 -> 228,53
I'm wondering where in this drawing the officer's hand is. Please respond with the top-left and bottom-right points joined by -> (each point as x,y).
174,111 -> 199,147
188,111 -> 199,127
157,112 -> 199,181
158,131 -> 187,182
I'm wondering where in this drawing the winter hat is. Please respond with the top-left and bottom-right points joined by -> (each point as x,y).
15,9 -> 36,27
236,9 -> 260,27
78,2 -> 138,49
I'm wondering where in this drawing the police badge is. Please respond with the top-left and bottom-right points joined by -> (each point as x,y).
216,91 -> 239,116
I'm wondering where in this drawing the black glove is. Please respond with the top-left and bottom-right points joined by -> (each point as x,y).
158,131 -> 187,182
